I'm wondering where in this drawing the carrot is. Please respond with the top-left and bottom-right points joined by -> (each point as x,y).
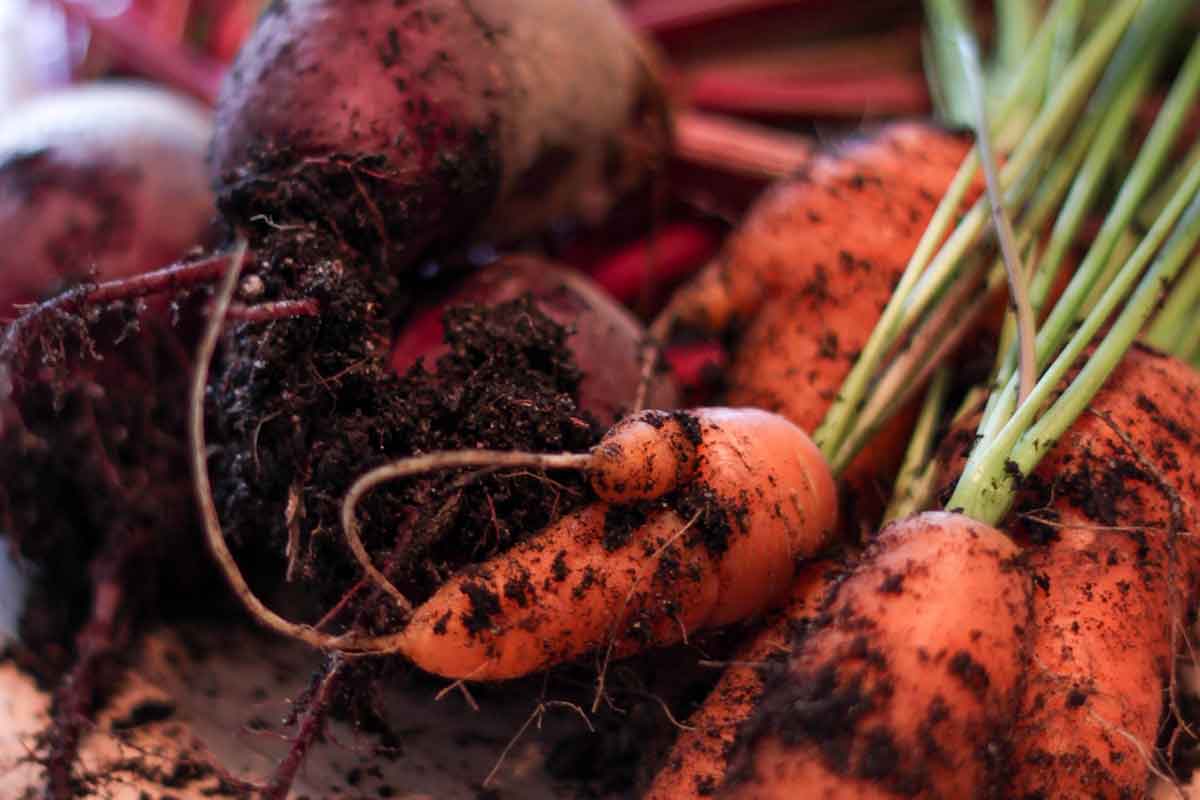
1000,347 -> 1200,798
644,560 -> 838,800
723,511 -> 1033,799
659,121 -> 981,504
635,122 -> 980,797
390,407 -> 838,681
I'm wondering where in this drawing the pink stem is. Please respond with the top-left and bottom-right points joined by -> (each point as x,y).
686,68 -> 930,117
673,110 -> 811,179
225,298 -> 321,323
628,0 -> 841,36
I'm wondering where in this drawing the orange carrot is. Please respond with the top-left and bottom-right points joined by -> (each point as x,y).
661,121 -> 981,509
645,560 -> 838,800
393,407 -> 838,681
724,511 -> 1032,799
1001,347 -> 1200,798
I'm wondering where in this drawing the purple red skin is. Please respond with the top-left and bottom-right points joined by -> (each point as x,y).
210,0 -> 666,276
391,256 -> 678,423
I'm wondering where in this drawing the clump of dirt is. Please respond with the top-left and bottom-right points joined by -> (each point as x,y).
210,236 -> 601,626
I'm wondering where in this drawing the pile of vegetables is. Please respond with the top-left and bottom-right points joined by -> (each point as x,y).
5,1 -> 1200,798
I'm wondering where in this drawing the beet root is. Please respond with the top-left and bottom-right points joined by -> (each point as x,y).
391,255 -> 678,424
0,82 -> 216,319
210,0 -> 669,275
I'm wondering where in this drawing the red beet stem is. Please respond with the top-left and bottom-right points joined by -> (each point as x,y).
673,110 -> 811,180
686,68 -> 930,116
0,252 -> 233,396
628,0 -> 840,35
225,299 -> 321,323
260,655 -> 345,800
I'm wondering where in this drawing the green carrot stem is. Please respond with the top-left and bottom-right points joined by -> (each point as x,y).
814,0 -> 1138,463
1145,252 -> 1200,352
972,28 -> 1199,455
1030,34 -> 1200,374
977,43 -> 1162,443
955,16 -> 1038,404
949,150 -> 1200,524
830,256 -> 993,475
883,369 -> 952,524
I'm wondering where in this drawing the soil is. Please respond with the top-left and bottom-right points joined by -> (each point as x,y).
210,232 -> 601,624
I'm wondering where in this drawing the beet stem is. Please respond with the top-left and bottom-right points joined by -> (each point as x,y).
1,252 -> 233,401
260,655 -> 345,800
41,532 -> 143,800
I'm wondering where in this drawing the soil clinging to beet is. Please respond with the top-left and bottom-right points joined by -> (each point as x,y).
211,235 -> 602,627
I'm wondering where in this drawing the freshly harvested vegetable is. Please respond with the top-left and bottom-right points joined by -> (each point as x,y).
0,81 -> 215,317
389,407 -> 837,681
990,347 -> 1200,798
644,560 -> 837,800
659,121 -> 981,515
0,81 -> 222,800
726,511 -> 1032,798
638,120 -> 982,799
391,255 -> 678,424
660,6 -> 1200,795
209,0 -> 669,273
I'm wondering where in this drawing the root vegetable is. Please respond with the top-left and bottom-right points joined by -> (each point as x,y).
659,121 -> 981,511
390,407 -> 838,681
390,255 -> 678,423
725,511 -> 1032,799
645,560 -> 837,800
999,347 -> 1200,798
0,82 -> 215,318
210,0 -> 669,273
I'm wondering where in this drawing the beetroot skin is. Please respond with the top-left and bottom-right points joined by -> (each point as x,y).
210,0 -> 668,274
0,82 -> 216,318
392,255 -> 678,423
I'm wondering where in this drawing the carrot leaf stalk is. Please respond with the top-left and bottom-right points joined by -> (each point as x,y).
882,367 -> 951,525
815,0 -> 1139,471
933,0 -> 1038,403
1145,253 -> 1200,353
969,33 -> 1200,459
950,134 -> 1200,525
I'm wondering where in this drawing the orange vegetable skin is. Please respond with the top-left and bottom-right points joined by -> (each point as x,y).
1003,347 -> 1200,799
645,561 -> 837,800
663,122 -> 980,507
395,408 -> 837,681
725,511 -> 1032,799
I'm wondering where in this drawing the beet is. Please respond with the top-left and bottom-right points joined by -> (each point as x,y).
210,0 -> 668,274
391,255 -> 678,424
0,82 -> 216,318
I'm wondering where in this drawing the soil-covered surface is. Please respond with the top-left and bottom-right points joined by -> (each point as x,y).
210,235 -> 604,627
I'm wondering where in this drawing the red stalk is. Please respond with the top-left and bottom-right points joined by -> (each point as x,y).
686,68 -> 930,117
589,222 -> 722,305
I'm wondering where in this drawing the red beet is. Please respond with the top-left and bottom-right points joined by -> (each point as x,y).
209,0 -> 668,273
0,82 -> 216,318
392,255 -> 678,423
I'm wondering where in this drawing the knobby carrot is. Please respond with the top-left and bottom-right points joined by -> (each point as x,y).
394,407 -> 838,680
644,560 -> 838,799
